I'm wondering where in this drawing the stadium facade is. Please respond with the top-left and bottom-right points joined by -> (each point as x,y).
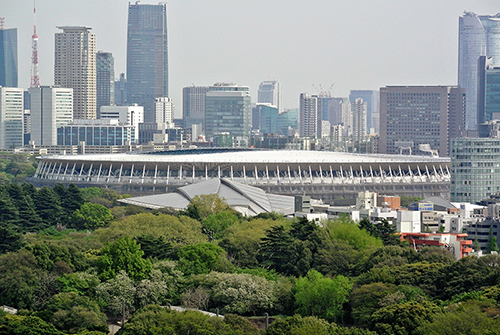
28,149 -> 451,202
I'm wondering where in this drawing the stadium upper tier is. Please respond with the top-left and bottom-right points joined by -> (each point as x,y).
29,149 -> 451,201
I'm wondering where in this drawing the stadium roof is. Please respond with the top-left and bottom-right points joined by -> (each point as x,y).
118,178 -> 296,216
40,150 -> 450,165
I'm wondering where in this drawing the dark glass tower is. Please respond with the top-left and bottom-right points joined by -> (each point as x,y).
127,3 -> 168,122
96,51 -> 115,116
0,28 -> 18,87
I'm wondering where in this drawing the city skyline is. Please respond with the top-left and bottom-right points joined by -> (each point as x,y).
1,0 -> 499,117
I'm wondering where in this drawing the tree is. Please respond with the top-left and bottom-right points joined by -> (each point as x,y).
135,269 -> 178,308
370,300 -> 441,335
258,225 -> 298,276
206,272 -> 277,315
93,213 -> 207,249
0,313 -> 64,335
62,184 -> 84,216
33,186 -> 65,226
0,223 -> 23,254
202,211 -> 239,241
266,315 -> 338,335
486,226 -> 499,254
417,299 -> 500,335
44,292 -> 108,334
294,269 -> 352,323
0,250 -> 44,309
135,235 -> 172,259
183,194 -> 232,220
96,271 -> 136,317
117,305 -> 233,335
97,236 -> 152,281
6,184 -> 45,232
177,243 -> 233,275
71,203 -> 113,230
350,283 -> 398,326
219,217 -> 290,268
328,219 -> 383,251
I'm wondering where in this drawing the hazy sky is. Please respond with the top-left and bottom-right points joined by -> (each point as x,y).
2,0 -> 499,116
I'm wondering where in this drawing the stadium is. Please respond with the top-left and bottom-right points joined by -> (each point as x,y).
28,149 -> 451,202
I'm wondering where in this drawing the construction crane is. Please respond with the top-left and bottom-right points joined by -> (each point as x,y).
312,84 -> 334,98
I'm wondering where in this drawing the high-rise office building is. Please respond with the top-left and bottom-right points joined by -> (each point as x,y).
54,26 -> 96,119
96,51 -> 115,115
351,98 -> 367,142
154,97 -> 174,127
257,103 -> 279,134
458,12 -> 500,130
380,86 -> 466,156
183,86 -> 209,129
0,87 -> 23,149
127,3 -> 168,122
258,81 -> 282,113
114,73 -> 127,106
205,83 -> 251,141
29,86 -> 73,146
299,93 -> 319,138
451,134 -> 500,203
0,27 -> 18,87
349,90 -> 379,133
477,56 -> 500,124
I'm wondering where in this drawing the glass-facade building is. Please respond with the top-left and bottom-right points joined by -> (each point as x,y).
458,12 -> 500,130
0,28 -> 18,87
205,83 -> 251,141
0,87 -> 23,149
57,119 -> 135,146
258,104 -> 279,134
96,51 -> 115,115
127,3 -> 168,122
451,137 -> 500,203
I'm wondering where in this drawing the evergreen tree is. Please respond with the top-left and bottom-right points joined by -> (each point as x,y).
34,186 -> 65,226
6,184 -> 45,232
62,184 -> 84,216
486,226 -> 499,254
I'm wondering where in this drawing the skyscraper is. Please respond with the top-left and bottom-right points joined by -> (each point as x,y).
96,51 -> 115,115
0,27 -> 18,87
205,83 -> 251,141
477,56 -> 500,124
183,86 -> 209,129
351,98 -> 367,142
458,12 -> 500,130
29,86 -> 73,146
127,3 -> 168,122
258,81 -> 282,113
380,86 -> 466,157
0,87 -> 23,149
299,93 -> 319,138
114,73 -> 127,106
349,90 -> 379,133
54,26 -> 96,119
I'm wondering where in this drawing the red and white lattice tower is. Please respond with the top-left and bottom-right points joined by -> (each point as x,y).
30,1 -> 40,87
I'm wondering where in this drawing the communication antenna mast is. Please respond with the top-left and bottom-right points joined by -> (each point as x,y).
0,17 -> 5,30
31,1 -> 40,87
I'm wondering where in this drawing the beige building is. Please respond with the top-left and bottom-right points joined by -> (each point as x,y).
54,26 -> 96,119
